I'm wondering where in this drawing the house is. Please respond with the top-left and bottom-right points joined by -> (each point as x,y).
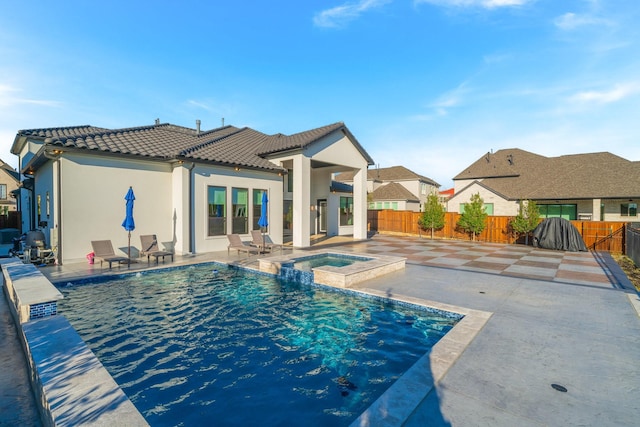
448,148 -> 640,221
10,120 -> 374,264
439,188 -> 454,206
0,159 -> 19,216
335,165 -> 439,212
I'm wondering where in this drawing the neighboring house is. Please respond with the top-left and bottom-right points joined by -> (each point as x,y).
335,165 -> 439,212
0,159 -> 19,216
11,120 -> 374,264
449,148 -> 640,221
439,188 -> 454,207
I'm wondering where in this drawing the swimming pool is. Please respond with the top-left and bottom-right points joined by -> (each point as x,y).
58,264 -> 460,426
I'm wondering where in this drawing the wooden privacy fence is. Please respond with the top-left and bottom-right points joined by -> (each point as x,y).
0,211 -> 21,230
367,210 -> 626,253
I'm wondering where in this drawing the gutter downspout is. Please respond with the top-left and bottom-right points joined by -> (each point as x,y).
188,162 -> 196,254
56,157 -> 62,264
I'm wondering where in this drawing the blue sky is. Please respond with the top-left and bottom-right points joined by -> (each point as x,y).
1,0 -> 639,188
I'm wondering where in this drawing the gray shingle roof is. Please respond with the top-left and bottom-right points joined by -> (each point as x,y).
16,121 -> 372,173
371,182 -> 419,202
455,148 -> 640,200
336,165 -> 439,186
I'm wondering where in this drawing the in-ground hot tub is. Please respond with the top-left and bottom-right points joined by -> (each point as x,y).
258,250 -> 406,288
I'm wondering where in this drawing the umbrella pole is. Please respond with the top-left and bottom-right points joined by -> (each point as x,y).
128,231 -> 131,267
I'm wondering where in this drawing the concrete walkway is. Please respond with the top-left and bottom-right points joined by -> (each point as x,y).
2,235 -> 640,426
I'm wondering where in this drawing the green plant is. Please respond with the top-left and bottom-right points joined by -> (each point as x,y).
457,193 -> 488,241
418,193 -> 446,239
510,200 -> 540,245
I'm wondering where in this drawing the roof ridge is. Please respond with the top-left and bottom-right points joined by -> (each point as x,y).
196,125 -> 237,138
179,127 -> 249,156
18,124 -> 96,133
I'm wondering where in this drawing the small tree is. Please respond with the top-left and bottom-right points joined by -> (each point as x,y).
510,200 -> 540,245
418,193 -> 446,239
457,193 -> 488,241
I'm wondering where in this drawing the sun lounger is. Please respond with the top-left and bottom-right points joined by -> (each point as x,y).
250,230 -> 283,253
91,240 -> 130,268
140,234 -> 174,264
227,234 -> 260,256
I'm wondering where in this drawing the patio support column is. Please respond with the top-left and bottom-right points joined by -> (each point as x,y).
292,155 -> 311,247
593,198 -> 602,221
353,166 -> 368,240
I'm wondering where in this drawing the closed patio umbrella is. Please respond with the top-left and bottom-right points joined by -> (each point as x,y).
121,186 -> 135,266
257,191 -> 268,250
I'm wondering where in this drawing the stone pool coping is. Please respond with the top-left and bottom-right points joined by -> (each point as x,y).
258,250 -> 406,287
347,291 -> 492,427
1,258 -> 149,427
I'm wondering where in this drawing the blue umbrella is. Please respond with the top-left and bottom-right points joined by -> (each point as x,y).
257,192 -> 268,250
122,187 -> 135,265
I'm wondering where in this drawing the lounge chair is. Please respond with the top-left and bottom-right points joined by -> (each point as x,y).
250,230 -> 283,253
227,234 -> 260,256
140,234 -> 174,264
91,240 -> 130,268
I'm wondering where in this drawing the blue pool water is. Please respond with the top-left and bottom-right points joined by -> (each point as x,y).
57,264 -> 460,426
292,254 -> 373,271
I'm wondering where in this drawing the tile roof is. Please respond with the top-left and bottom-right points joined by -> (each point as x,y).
370,182 -> 419,202
16,121 -> 372,173
17,125 -> 109,139
257,122 -> 374,165
455,148 -> 640,199
336,165 -> 439,186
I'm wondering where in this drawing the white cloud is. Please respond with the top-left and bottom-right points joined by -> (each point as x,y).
414,0 -> 530,8
428,81 -> 470,113
570,83 -> 640,104
313,0 -> 391,28
0,83 -> 60,108
554,12 -> 610,31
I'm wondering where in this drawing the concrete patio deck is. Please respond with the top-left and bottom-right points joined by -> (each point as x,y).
2,234 -> 639,426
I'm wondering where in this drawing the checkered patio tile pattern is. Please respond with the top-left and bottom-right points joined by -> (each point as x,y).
338,234 -> 615,287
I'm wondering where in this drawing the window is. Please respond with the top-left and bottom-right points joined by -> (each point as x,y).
392,202 -> 398,210
340,196 -> 353,226
421,183 -> 427,195
0,184 -> 6,200
253,189 -> 267,231
207,186 -> 226,236
368,202 -> 375,209
232,188 -> 248,234
538,204 -> 577,220
459,203 -> 494,214
484,203 -> 494,215
621,203 -> 637,217
287,168 -> 293,192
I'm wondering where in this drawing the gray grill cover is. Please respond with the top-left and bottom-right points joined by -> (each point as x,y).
532,218 -> 588,252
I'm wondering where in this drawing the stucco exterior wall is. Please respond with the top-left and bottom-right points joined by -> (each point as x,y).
192,165 -> 283,254
58,154 -> 174,263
